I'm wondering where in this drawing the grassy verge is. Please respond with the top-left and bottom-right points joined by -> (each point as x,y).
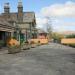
62,43 -> 75,48
69,44 -> 75,48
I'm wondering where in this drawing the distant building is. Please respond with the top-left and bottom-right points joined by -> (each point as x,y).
0,0 -> 37,45
37,29 -> 48,39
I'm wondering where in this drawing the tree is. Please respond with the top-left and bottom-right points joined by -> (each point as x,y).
66,34 -> 75,38
45,17 -> 53,39
52,32 -> 64,43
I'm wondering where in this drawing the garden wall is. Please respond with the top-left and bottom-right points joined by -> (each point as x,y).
61,38 -> 75,44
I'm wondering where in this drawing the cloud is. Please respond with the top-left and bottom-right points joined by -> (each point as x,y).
36,16 -> 48,29
36,12 -> 53,28
36,1 -> 75,32
41,1 -> 75,17
63,22 -> 75,26
52,18 -> 75,32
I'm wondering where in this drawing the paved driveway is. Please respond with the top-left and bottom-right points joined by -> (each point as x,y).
0,43 -> 75,75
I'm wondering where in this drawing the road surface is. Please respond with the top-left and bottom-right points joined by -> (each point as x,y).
0,43 -> 75,75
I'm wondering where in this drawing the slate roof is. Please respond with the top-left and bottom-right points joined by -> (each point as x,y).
23,12 -> 35,23
1,12 -> 36,23
9,13 -> 18,22
1,13 -> 18,22
0,16 -> 15,28
37,29 -> 47,34
0,11 -> 36,28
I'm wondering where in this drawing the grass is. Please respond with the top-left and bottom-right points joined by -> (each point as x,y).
62,43 -> 75,48
69,44 -> 75,48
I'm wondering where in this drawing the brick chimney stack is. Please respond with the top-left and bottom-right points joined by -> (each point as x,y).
4,3 -> 10,14
18,0 -> 23,22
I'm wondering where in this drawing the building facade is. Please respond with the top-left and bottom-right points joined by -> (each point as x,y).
0,1 -> 37,44
0,17 -> 15,46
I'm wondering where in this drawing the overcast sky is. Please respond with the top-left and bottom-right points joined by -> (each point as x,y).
0,0 -> 75,32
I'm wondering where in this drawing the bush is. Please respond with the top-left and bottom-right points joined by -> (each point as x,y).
8,45 -> 21,54
69,44 -> 75,47
25,41 -> 29,44
63,43 -> 75,48
66,34 -> 75,38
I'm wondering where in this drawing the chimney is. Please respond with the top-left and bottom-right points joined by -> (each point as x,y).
4,3 -> 10,14
18,0 -> 23,22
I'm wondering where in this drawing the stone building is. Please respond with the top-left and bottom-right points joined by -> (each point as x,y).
0,17 -> 15,46
0,0 -> 37,44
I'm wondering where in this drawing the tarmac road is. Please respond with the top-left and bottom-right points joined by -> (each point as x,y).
0,43 -> 75,75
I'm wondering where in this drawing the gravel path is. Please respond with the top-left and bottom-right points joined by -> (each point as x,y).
0,43 -> 75,75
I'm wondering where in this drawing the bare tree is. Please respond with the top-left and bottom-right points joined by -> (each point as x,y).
45,17 -> 53,39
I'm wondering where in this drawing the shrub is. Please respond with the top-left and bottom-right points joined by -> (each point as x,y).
69,44 -> 75,47
7,38 -> 20,47
66,34 -> 75,38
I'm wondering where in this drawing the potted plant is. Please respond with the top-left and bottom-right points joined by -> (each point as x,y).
8,45 -> 21,54
21,41 -> 31,50
30,41 -> 36,48
7,38 -> 21,54
37,41 -> 41,46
